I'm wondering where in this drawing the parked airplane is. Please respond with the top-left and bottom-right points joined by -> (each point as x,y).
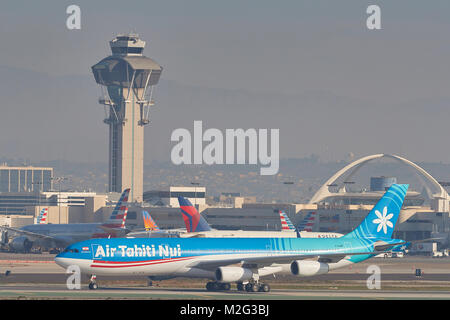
126,211 -> 182,238
126,199 -> 215,238
143,210 -> 160,232
0,189 -> 131,252
296,211 -> 316,232
280,210 -> 344,238
279,210 -> 297,232
177,198 -> 341,238
56,184 -> 410,292
176,197 -> 297,238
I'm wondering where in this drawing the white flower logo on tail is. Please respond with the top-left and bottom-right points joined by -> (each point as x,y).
372,206 -> 394,234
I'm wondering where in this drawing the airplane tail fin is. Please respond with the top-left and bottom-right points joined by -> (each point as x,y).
102,188 -> 130,229
178,196 -> 212,232
297,211 -> 317,232
142,211 -> 160,231
344,184 -> 408,239
38,208 -> 48,224
279,211 -> 296,231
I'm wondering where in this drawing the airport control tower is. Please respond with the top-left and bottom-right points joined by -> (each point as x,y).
92,34 -> 163,202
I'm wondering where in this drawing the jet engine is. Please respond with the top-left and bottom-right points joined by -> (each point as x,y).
215,267 -> 253,282
9,236 -> 33,253
290,260 -> 329,277
0,230 -> 8,245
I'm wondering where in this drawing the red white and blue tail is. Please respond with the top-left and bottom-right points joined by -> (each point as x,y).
297,211 -> 317,232
37,208 -> 48,224
178,196 -> 212,232
102,188 -> 130,229
279,210 -> 296,231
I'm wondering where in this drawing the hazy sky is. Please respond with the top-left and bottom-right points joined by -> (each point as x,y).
1,1 -> 450,164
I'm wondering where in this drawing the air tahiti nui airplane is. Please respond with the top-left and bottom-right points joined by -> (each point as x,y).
56,184 -> 410,292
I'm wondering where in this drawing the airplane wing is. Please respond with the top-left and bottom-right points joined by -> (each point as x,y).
186,251 -> 379,271
0,226 -> 58,242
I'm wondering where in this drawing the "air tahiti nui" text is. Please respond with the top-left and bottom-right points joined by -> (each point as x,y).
94,244 -> 181,258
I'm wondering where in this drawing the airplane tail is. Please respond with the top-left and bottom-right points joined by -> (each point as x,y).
37,208 -> 48,224
142,211 -> 160,231
178,196 -> 212,232
297,211 -> 317,232
344,184 -> 408,240
279,211 -> 296,231
102,188 -> 130,229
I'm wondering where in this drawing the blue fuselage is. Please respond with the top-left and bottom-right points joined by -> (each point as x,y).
55,236 -> 399,277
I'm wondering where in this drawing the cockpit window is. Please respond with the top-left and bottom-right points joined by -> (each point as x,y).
63,248 -> 79,253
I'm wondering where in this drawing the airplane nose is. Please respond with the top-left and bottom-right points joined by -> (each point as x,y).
54,257 -> 71,269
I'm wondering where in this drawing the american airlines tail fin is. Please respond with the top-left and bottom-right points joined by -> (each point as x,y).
344,184 -> 408,240
297,211 -> 317,232
279,211 -> 296,231
178,196 -> 212,232
37,208 -> 48,224
102,188 -> 130,229
142,211 -> 160,231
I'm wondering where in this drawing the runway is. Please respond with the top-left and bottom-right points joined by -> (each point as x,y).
1,284 -> 450,300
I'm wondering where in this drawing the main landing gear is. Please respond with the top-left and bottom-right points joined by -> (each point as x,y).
88,275 -> 98,290
206,281 -> 270,292
206,281 -> 231,291
237,281 -> 270,293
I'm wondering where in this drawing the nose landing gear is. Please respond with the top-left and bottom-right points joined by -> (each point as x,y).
88,275 -> 98,290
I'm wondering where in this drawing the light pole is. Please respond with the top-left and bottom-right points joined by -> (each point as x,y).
32,181 -> 44,218
52,177 -> 67,224
283,181 -> 294,219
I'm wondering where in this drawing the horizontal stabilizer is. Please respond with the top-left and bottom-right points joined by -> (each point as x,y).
373,237 -> 444,252
373,241 -> 406,252
99,225 -> 130,236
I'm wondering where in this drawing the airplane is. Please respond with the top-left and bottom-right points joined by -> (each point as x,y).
128,199 -> 294,239
126,198 -> 215,238
176,197 -> 298,238
142,211 -> 161,231
177,197 -> 341,238
0,189 -> 131,252
279,210 -> 297,232
129,199 -> 338,239
56,184 -> 411,292
143,210 -> 161,232
279,210 -> 344,238
295,211 -> 315,232
126,211 -> 182,238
